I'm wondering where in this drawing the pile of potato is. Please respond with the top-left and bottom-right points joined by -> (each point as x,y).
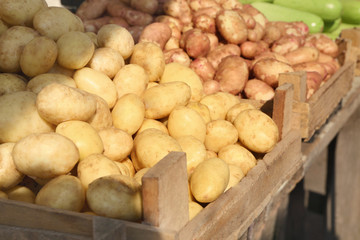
0,0 -> 283,222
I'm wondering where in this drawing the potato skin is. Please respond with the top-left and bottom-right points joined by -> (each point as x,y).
206,44 -> 241,70
0,143 -> 24,190
216,10 -> 248,44
244,79 -> 275,101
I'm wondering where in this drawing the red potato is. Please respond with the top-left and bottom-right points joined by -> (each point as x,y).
76,0 -> 109,20
130,0 -> 158,15
215,55 -> 249,95
83,16 -> 129,33
240,40 -> 269,59
220,0 -> 243,10
242,4 -> 267,28
163,0 -> 193,25
292,61 -> 328,80
271,36 -> 302,55
306,71 -> 323,99
252,52 -> 291,68
206,44 -> 241,70
262,24 -> 282,45
244,79 -> 275,101
247,22 -> 265,42
304,33 -> 339,58
192,14 -> 216,34
188,0 -> 221,12
182,30 -> 211,58
236,10 -> 256,29
164,37 -> 180,50
204,33 -> 219,52
190,57 -> 216,82
155,15 -> 184,33
106,1 -> 153,26
127,25 -> 145,43
203,79 -> 220,95
253,58 -> 294,88
266,21 -> 308,39
139,22 -> 172,50
163,48 -> 191,66
192,6 -> 222,19
284,47 -> 320,65
216,10 -> 248,44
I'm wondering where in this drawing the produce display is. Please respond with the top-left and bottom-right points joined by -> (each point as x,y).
0,0 -> 349,227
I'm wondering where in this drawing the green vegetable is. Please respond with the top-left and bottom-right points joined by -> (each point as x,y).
323,22 -> 359,39
323,18 -> 342,33
251,2 -> 324,33
341,1 -> 360,24
273,0 -> 343,22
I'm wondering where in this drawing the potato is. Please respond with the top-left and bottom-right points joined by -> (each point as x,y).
47,62 -> 75,77
215,55 -> 249,95
0,91 -> 54,143
204,120 -> 238,153
0,26 -> 39,73
35,175 -> 85,212
86,174 -> 142,221
244,79 -> 275,101
218,143 -> 257,175
6,186 -> 35,203
226,102 -> 257,124
234,109 -> 279,153
130,0 -> 159,15
177,135 -> 207,177
240,40 -> 269,59
0,73 -> 26,96
0,0 -> 47,27
192,14 -> 216,34
97,24 -> 134,60
12,132 -> 79,179
186,102 -> 211,124
26,73 -> 76,94
216,10 -> 247,44
136,118 -> 169,135
206,150 -> 217,159
87,95 -> 113,131
206,43 -> 241,70
73,67 -> 117,109
181,29 -> 211,58
292,61 -> 327,80
133,128 -> 182,170
304,33 -> 339,57
163,0 -> 192,25
87,47 -> 125,79
160,62 -> 204,102
36,83 -> 97,125
117,158 -> 135,177
0,143 -> 24,190
130,42 -> 165,82
113,64 -> 149,99
0,190 -> 7,199
139,22 -> 172,50
112,93 -> 145,135
190,157 -> 229,203
113,161 -> 131,177
98,127 -> 133,162
189,57 -> 215,82
33,7 -> 84,41
77,153 -> 121,190
253,58 -> 294,88
57,31 -> 95,70
143,81 -> 191,119
203,80 -> 220,95
20,36 -> 58,77
225,164 -> 245,191
133,168 -> 150,185
284,46 -> 319,65
56,120 -> 104,161
189,201 -> 203,220
200,92 -> 241,121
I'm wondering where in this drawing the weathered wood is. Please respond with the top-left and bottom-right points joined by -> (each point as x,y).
304,148 -> 328,195
142,151 -> 188,232
273,83 -> 294,139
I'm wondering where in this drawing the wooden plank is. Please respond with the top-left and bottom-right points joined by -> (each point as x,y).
333,106 -> 360,239
142,151 -> 189,232
278,71 -> 307,102
177,130 -> 302,240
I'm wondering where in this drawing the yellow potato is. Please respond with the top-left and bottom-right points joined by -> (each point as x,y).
47,62 -> 75,77
133,128 -> 182,170
186,102 -> 211,124
167,106 -> 206,143
160,62 -> 204,102
57,31 -> 95,70
204,120 -> 238,152
88,47 -> 125,79
20,36 -> 58,77
0,143 -> 24,190
218,143 -> 257,175
111,93 -> 145,135
113,64 -> 149,99
33,7 -> 84,41
0,19 -> 8,36
189,201 -> 203,220
56,120 -> 104,161
26,73 -> 76,94
0,73 -> 27,96
200,92 -> 241,121
87,95 -> 113,131
0,190 -> 7,199
225,164 -> 245,191
86,174 -> 142,221
35,175 -> 85,212
143,81 -> 191,119
206,150 -> 217,159
147,82 -> 159,89
0,26 -> 39,73
77,153 -> 121,189
234,109 -> 279,153
85,31 -> 98,47
190,157 -> 230,203
97,24 -> 134,60
130,41 -> 165,82
136,118 -> 169,135
0,91 -> 54,143
133,167 -> 150,185
113,160 -> 131,177
12,132 -> 79,179
0,0 -> 47,26
6,185 -> 36,203
177,135 -> 207,177
98,127 -> 133,161
73,67 -> 118,108
118,158 -> 136,177
226,102 -> 257,124
36,83 -> 97,125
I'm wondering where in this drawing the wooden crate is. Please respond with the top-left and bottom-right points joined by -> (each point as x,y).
278,37 -> 356,141
340,28 -> 360,76
0,82 -> 303,240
